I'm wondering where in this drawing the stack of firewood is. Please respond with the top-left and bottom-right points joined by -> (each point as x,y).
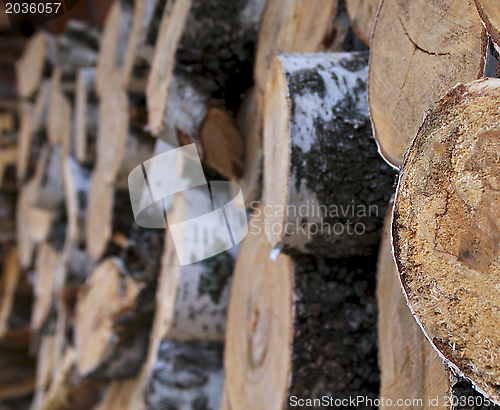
2,0 -> 500,409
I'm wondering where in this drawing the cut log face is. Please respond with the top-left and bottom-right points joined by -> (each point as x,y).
95,0 -> 133,97
345,0 -> 380,45
223,206 -> 293,410
263,52 -> 395,257
235,87 -> 263,207
31,243 -> 59,332
121,0 -> 160,87
85,170 -> 114,261
225,206 -> 381,409
95,69 -> 129,184
146,0 -> 193,135
369,0 -> 486,168
392,78 -> 500,404
377,199 -> 448,409
47,69 -> 72,154
38,348 -> 103,410
74,257 -> 149,379
475,0 -> 500,47
15,32 -> 56,99
254,0 -> 338,93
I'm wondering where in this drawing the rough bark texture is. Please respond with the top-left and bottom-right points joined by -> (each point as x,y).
286,254 -> 379,409
146,0 -> 266,134
392,78 -> 500,405
264,52 -> 395,257
144,341 -> 224,410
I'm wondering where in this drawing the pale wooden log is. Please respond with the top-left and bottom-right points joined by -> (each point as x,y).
377,199 -> 449,409
0,247 -> 32,349
95,69 -> 154,187
475,0 -> 500,47
30,243 -> 59,333
84,170 -> 114,261
30,335 -> 58,410
146,0 -> 266,135
392,78 -> 500,404
37,348 -> 104,410
16,102 -> 35,184
254,0 -> 338,94
74,257 -> 152,379
16,178 -> 54,269
95,1 -> 133,97
95,193 -> 236,410
15,32 -> 57,100
263,52 -> 394,257
345,0 -> 380,45
368,0 -> 486,168
46,69 -> 71,155
158,72 -> 243,181
224,205 -> 380,409
121,0 -> 162,88
74,68 -> 97,164
234,87 -> 263,207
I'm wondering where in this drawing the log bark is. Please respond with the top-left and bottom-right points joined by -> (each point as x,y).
224,205 -> 380,410
377,198 -> 449,409
158,72 -> 244,181
392,78 -> 500,405
146,0 -> 266,135
263,52 -> 395,257
368,0 -> 487,167
93,187 -> 238,410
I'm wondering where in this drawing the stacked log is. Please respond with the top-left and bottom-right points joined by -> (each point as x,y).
3,0 -> 500,409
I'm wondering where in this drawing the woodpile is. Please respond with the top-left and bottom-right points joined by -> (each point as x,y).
2,0 -> 500,409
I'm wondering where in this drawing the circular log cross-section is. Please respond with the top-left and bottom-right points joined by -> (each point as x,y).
369,0 -> 486,167
393,78 -> 500,404
224,207 -> 293,410
224,206 -> 381,410
263,52 -> 395,257
377,200 -> 449,408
